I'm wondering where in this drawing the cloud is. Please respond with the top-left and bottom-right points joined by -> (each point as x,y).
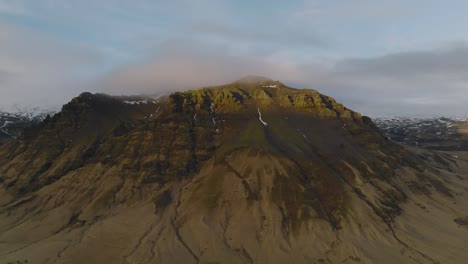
95,41 -> 468,117
0,24 -> 102,70
0,69 -> 15,82
0,0 -> 27,15
306,44 -> 468,116
0,23 -> 105,110
95,40 -> 305,96
2,23 -> 467,117
2,1 -> 468,117
191,22 -> 328,48
335,44 -> 468,78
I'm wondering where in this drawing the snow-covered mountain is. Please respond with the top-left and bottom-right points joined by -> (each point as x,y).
373,116 -> 468,150
0,108 -> 57,143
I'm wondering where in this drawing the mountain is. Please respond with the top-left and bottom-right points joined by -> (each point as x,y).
0,78 -> 467,263
374,117 -> 468,150
0,109 -> 56,144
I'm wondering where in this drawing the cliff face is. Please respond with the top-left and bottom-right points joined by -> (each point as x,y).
0,79 -> 467,263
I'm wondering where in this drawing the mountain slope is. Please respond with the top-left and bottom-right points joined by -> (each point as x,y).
0,79 -> 467,263
0,131 -> 11,145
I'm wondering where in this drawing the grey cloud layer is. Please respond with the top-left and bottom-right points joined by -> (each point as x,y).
1,20 -> 467,116
336,45 -> 468,77
95,42 -> 306,95
96,43 -> 468,117
313,45 -> 468,116
0,24 -> 105,110
191,22 -> 328,48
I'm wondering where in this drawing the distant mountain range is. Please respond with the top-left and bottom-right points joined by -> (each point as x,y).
374,117 -> 468,150
0,110 -> 55,144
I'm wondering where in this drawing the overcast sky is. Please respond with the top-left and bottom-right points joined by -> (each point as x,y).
1,0 -> 468,116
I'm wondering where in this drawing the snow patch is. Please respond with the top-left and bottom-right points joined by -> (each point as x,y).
1,120 -> 12,128
257,107 -> 268,126
210,103 -> 216,126
297,129 -> 308,139
123,100 -> 150,105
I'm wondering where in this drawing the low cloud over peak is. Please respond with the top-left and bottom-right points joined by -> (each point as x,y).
94,41 -> 306,96
93,42 -> 468,117
2,1 -> 468,117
